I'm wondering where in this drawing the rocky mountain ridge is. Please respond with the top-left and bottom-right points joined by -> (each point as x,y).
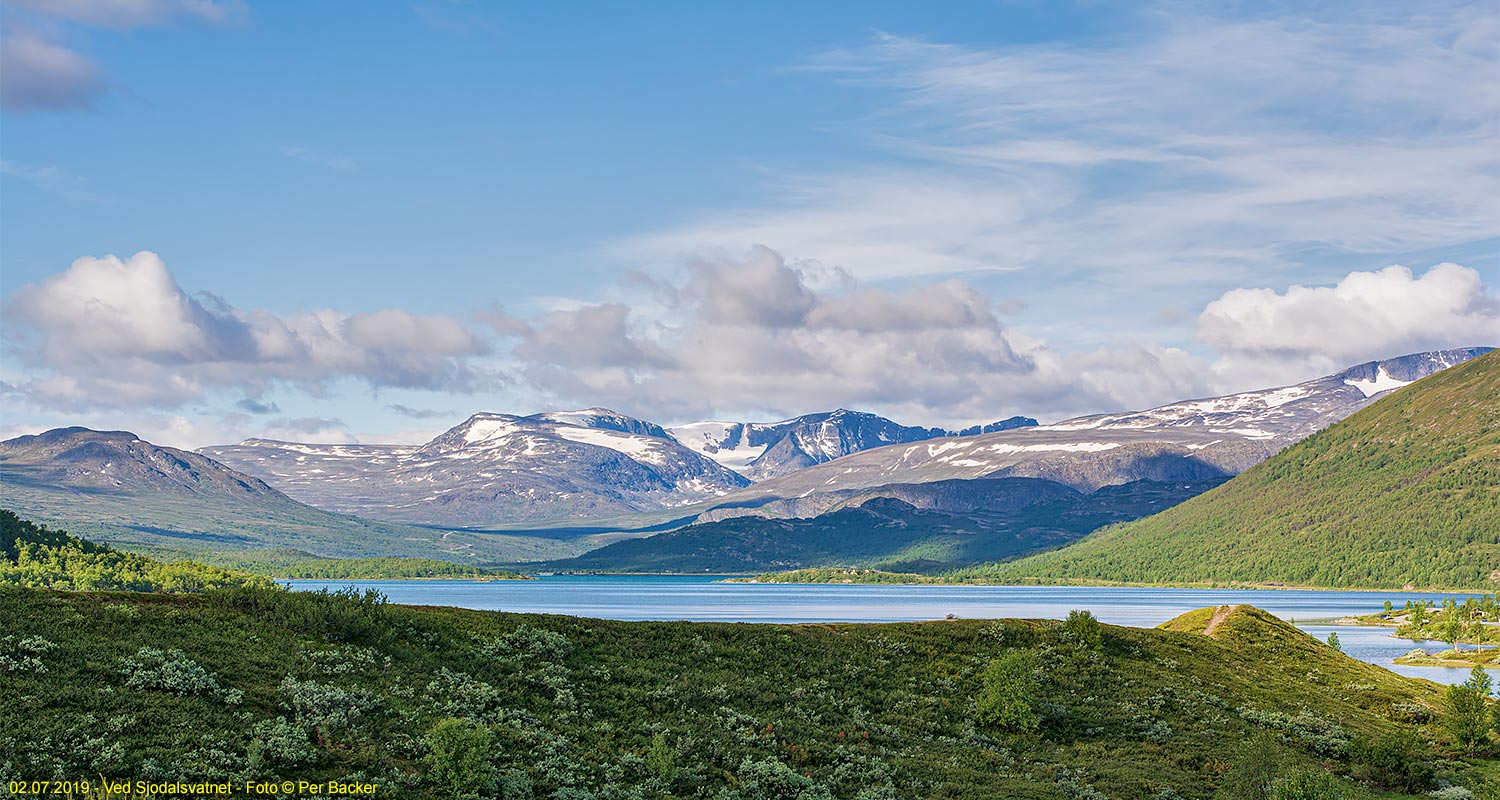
0,427 -> 534,561
203,411 -> 751,527
690,348 -> 1494,521
667,409 -> 1037,480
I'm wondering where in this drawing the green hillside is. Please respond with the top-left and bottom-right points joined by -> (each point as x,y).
981,350 -> 1500,590
4,585 -> 1495,796
538,479 -> 1222,574
3,515 -> 1497,796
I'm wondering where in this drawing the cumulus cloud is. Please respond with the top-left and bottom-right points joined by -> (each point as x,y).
3,251 -> 495,410
1198,263 -> 1499,383
506,247 -> 1214,424
0,31 -> 104,112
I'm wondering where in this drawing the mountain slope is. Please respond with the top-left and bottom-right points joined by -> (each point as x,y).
669,409 -> 1037,480
983,349 -> 1500,590
690,348 -> 1494,520
537,477 -> 1225,573
203,411 -> 749,527
0,427 -> 561,562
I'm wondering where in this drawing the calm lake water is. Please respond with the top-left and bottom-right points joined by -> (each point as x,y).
286,575 -> 1486,686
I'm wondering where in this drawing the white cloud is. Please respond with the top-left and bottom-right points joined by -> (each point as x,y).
505,247 -> 1215,425
3,251 -> 496,411
1197,263 -> 1499,384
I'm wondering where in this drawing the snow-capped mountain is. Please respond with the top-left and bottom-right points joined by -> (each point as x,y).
690,348 -> 1494,521
668,410 -> 1037,481
201,411 -> 750,527
0,427 -> 531,560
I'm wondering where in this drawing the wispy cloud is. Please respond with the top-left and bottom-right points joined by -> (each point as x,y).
279,145 -> 358,172
626,3 -> 1499,320
0,159 -> 107,202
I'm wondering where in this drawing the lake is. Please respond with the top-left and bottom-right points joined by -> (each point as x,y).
286,575 -> 1486,685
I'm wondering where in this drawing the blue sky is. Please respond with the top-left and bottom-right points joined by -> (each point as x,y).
2,0 -> 1497,447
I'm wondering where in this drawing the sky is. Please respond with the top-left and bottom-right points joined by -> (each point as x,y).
1,0 -> 1497,449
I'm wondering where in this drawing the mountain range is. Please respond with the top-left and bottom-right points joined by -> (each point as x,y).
201,410 -> 751,527
0,427 -> 561,562
197,349 -> 1489,531
679,348 -> 1495,522
201,408 -> 1038,527
2,347 -> 1491,569
668,409 -> 1037,480
975,348 -> 1500,590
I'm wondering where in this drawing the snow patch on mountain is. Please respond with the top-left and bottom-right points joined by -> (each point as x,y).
1344,368 -> 1413,398
551,426 -> 667,464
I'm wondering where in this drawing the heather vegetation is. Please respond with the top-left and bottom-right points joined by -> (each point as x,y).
2,516 -> 1498,798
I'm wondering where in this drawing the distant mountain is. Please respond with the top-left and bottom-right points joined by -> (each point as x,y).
980,349 -> 1500,590
668,409 -> 1037,480
691,348 -> 1494,521
536,477 -> 1225,574
203,411 -> 750,527
0,427 -> 552,562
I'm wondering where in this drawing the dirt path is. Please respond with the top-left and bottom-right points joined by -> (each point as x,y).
1203,604 -> 1241,636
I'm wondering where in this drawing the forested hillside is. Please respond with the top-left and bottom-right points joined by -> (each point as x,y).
540,479 -> 1222,574
981,350 -> 1500,590
0,509 -> 272,592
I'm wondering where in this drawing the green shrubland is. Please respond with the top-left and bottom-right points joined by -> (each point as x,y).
2,515 -> 1498,797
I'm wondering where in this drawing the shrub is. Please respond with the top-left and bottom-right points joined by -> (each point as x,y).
478,625 -> 573,663
1443,667 -> 1492,754
1351,729 -> 1434,792
280,675 -> 377,736
1273,769 -> 1353,800
120,648 -> 221,697
0,634 -> 56,673
645,733 -> 677,784
248,717 -> 314,768
975,651 -> 1039,733
720,756 -> 833,800
424,718 -> 498,800
1061,610 -> 1102,651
